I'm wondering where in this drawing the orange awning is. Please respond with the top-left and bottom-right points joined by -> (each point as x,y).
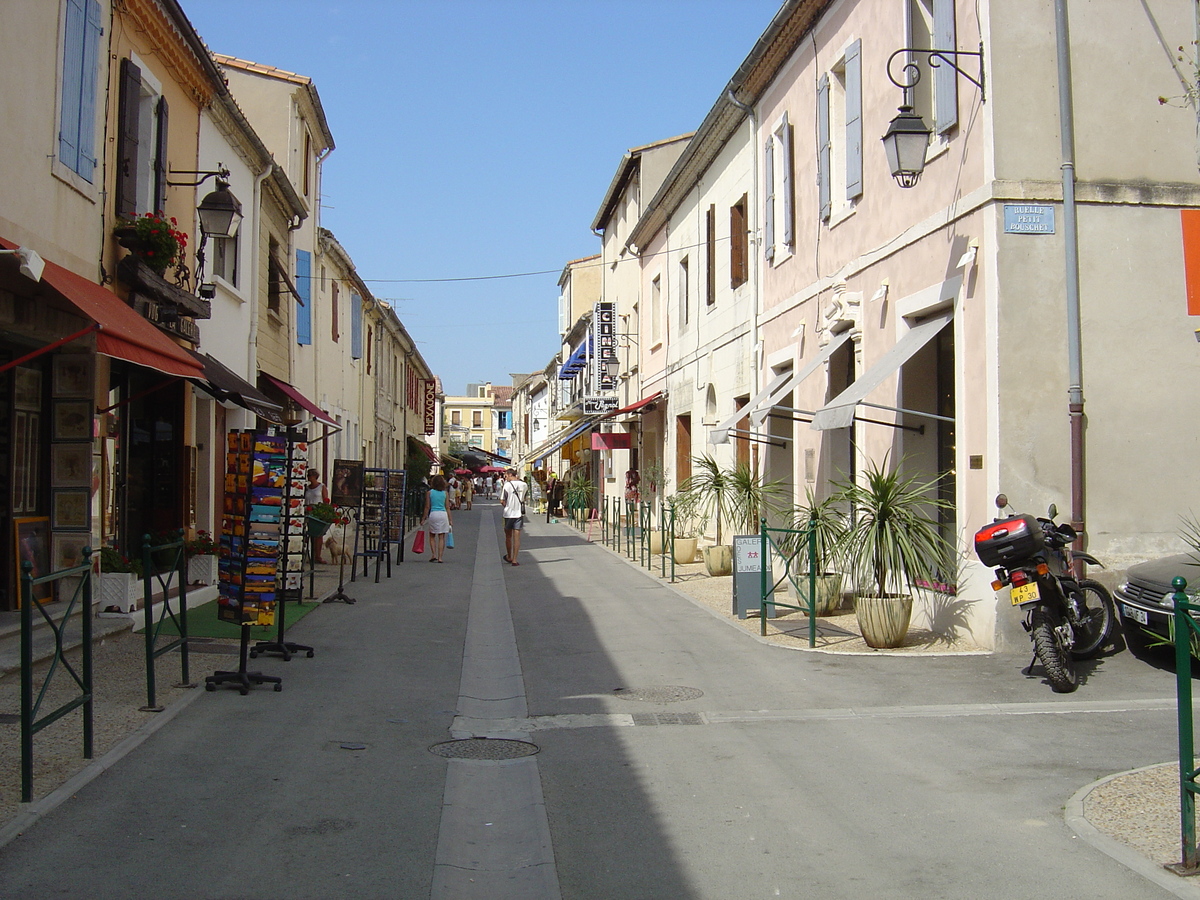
1,237 -> 203,379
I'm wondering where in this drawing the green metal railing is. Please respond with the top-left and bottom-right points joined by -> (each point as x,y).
591,496 -> 676,583
140,531 -> 192,711
1171,576 -> 1200,873
19,552 -> 95,803
759,518 -> 819,646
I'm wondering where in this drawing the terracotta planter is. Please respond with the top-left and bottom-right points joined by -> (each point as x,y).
702,544 -> 733,576
672,537 -> 698,565
854,594 -> 913,648
794,573 -> 844,615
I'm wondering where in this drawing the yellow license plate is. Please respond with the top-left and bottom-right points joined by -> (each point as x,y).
1011,581 -> 1040,606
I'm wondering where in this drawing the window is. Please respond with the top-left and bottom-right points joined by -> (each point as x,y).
331,279 -> 340,342
302,130 -> 312,197
730,195 -> 748,288
350,293 -> 363,359
817,40 -> 862,223
651,275 -> 662,346
295,249 -> 312,345
908,0 -> 958,135
57,0 -> 102,182
678,256 -> 690,331
116,57 -> 168,217
366,326 -> 373,373
211,236 -> 238,286
764,114 -> 794,263
676,415 -> 692,485
705,205 -> 716,306
473,410 -> 482,428
452,410 -> 461,426
267,239 -> 282,313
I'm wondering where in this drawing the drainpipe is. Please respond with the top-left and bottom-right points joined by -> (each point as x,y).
1054,0 -> 1086,566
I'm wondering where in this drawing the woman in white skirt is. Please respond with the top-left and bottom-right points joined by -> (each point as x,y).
422,473 -> 453,562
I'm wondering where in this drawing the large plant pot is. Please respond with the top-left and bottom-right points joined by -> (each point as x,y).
187,554 -> 219,586
702,544 -> 733,576
672,537 -> 698,565
854,594 -> 913,648
794,573 -> 843,616
648,530 -> 666,555
97,572 -> 142,614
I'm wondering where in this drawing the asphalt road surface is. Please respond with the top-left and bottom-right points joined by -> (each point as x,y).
0,502 -> 1191,899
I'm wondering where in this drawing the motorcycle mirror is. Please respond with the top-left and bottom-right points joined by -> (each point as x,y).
1047,503 -> 1058,519
995,494 -> 1007,510
1058,523 -> 1077,540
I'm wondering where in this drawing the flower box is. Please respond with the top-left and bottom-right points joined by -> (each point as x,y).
187,554 -> 219,586
96,572 -> 143,614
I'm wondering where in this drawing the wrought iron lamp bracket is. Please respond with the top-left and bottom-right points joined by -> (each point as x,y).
885,43 -> 985,104
165,166 -> 231,188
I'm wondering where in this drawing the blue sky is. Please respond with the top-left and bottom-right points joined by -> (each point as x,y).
184,0 -> 782,395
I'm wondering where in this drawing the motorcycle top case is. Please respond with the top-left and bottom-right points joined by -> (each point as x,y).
974,514 -> 1045,567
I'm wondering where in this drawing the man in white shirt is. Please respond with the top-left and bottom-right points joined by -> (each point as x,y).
500,468 -> 528,566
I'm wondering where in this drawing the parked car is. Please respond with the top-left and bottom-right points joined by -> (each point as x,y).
1115,553 -> 1200,645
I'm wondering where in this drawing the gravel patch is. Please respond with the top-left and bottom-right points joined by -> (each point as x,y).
1084,763 -> 1188,867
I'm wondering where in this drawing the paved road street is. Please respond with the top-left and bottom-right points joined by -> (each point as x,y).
0,499 -> 1194,899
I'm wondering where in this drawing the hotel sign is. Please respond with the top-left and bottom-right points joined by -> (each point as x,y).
422,379 -> 437,434
582,396 -> 618,415
593,301 -> 617,392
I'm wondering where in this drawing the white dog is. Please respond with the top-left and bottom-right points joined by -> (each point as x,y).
323,523 -> 353,565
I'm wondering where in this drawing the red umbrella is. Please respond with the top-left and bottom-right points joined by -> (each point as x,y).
480,465 -> 506,473
454,468 -> 471,475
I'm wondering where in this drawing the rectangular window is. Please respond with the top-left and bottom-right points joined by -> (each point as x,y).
350,293 -> 363,359
211,235 -> 238,286
651,275 -> 662,346
765,115 -> 795,264
295,249 -> 312,345
303,130 -> 312,197
678,256 -> 690,331
819,41 -> 863,222
452,410 -> 461,426
705,205 -> 716,306
473,410 -> 483,428
676,414 -> 692,486
267,239 -> 282,313
730,195 -> 748,288
115,57 -> 168,217
57,0 -> 102,182
366,326 -> 373,373
908,0 -> 958,134
735,396 -> 750,471
331,279 -> 340,342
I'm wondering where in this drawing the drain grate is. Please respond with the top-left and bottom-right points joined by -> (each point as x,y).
429,738 -> 539,760
613,686 -> 703,703
632,712 -> 704,726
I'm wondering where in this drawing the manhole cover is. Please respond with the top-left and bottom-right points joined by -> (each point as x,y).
429,738 -> 539,760
612,686 -> 703,703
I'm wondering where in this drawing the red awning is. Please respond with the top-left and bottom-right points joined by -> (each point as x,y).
418,442 -> 439,463
1,237 -> 203,379
610,391 -> 663,417
262,373 -> 339,427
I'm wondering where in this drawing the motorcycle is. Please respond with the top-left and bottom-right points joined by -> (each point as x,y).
974,495 -> 1116,693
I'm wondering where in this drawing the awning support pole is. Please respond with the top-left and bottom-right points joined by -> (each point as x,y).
0,323 -> 100,375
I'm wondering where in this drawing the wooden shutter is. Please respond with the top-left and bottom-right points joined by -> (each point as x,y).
781,120 -> 794,248
763,139 -> 775,262
57,0 -> 86,175
295,249 -> 312,345
845,40 -> 863,200
351,293 -> 363,359
934,0 -> 958,133
331,280 -> 340,342
116,58 -> 141,217
730,198 -> 747,288
705,205 -> 716,305
153,95 -> 169,213
817,74 -> 831,222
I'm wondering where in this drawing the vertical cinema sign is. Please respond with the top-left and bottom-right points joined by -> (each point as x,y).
593,301 -> 617,392
423,379 -> 437,434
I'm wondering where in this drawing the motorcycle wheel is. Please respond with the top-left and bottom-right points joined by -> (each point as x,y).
1031,606 -> 1079,692
1069,579 -> 1116,659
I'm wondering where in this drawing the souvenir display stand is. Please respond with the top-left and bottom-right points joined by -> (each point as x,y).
323,505 -> 357,604
385,469 -> 408,564
252,429 -> 314,661
206,430 -> 283,694
354,468 -> 408,580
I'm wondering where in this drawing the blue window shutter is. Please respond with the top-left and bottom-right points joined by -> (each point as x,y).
763,139 -> 775,261
58,0 -> 86,176
350,293 -> 363,359
817,74 -> 831,222
295,249 -> 312,345
934,0 -> 958,133
781,119 -> 794,248
77,0 -> 101,177
845,40 -> 863,200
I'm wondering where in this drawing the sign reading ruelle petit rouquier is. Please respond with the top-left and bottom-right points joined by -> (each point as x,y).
1004,204 -> 1055,234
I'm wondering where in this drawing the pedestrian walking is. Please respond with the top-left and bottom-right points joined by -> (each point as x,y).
422,474 -> 453,562
462,474 -> 473,510
500,468 -> 528,566
305,468 -> 330,564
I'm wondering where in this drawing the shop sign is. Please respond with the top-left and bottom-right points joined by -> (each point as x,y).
423,379 -> 437,434
593,301 -> 617,391
582,396 -> 618,415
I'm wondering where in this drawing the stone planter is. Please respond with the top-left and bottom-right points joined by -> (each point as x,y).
96,572 -> 143,614
187,554 -> 219,586
854,594 -> 913,648
672,537 -> 698,565
702,544 -> 733,577
648,530 -> 666,555
793,573 -> 844,616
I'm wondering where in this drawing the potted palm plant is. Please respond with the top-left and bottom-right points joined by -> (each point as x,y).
833,457 -> 953,648
564,472 -> 595,526
681,456 -> 783,576
783,488 -> 848,616
668,492 -> 706,564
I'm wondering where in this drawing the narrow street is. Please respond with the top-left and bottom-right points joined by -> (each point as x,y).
0,500 -> 1191,899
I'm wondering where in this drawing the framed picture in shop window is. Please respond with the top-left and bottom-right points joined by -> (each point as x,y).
52,399 -> 93,441
51,443 -> 91,487
51,354 -> 92,398
51,489 -> 90,530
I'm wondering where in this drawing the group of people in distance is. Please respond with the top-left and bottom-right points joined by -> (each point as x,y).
421,468 -> 528,566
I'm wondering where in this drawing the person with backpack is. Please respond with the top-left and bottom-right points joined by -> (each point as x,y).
500,468 -> 528,566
